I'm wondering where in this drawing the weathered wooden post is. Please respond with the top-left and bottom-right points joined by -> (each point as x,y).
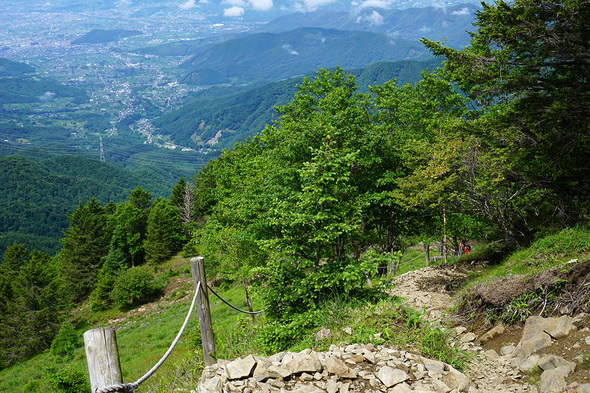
190,257 -> 216,366
84,327 -> 124,393
425,243 -> 430,267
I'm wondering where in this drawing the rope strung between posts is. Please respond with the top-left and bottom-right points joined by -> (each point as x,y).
95,281 -> 202,393
207,284 -> 264,315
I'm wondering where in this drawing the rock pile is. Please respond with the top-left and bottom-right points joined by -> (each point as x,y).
506,315 -> 590,393
197,343 -> 472,393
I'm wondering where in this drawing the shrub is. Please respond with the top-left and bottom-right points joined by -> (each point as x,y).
90,266 -> 116,311
46,365 -> 90,393
110,266 -> 164,308
50,321 -> 80,361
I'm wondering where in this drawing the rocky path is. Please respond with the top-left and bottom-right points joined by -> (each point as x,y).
388,263 -> 590,393
197,263 -> 590,393
388,264 -> 538,392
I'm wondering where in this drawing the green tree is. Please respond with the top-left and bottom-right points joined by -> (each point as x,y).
110,201 -> 146,267
59,198 -> 111,301
11,251 -> 66,363
144,198 -> 185,265
110,266 -> 163,309
90,266 -> 116,311
422,0 -> 590,241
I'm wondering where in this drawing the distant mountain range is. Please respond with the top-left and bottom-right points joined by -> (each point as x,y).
154,58 -> 442,150
71,29 -> 143,45
0,58 -> 35,77
258,4 -> 479,47
179,27 -> 432,84
135,3 -> 478,59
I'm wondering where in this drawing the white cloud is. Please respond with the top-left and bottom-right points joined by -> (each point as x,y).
249,0 -> 273,11
357,0 -> 391,9
224,0 -> 246,6
450,7 -> 470,15
356,10 -> 384,25
430,0 -> 447,12
282,44 -> 299,55
40,92 -> 55,101
224,6 -> 245,16
179,0 -> 197,9
367,10 -> 384,25
199,0 -> 209,3
294,0 -> 336,12
418,25 -> 431,33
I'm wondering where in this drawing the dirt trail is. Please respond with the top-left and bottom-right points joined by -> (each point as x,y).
388,263 -> 538,393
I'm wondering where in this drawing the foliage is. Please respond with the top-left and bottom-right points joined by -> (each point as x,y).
0,246 -> 70,369
144,198 -> 185,265
58,198 -> 112,301
90,266 -> 116,311
422,0 -> 590,243
50,321 -> 80,362
255,311 -> 320,354
45,365 -> 90,393
110,266 -> 164,309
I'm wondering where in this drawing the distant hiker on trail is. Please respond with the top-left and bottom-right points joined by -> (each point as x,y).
460,240 -> 471,255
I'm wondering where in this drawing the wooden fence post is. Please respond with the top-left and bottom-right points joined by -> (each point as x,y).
425,243 -> 430,267
84,327 -> 124,393
190,257 -> 216,367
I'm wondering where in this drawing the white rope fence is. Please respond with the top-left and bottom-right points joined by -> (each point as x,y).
95,281 -> 202,393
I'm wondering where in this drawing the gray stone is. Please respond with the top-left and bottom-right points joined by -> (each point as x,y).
478,324 -> 505,344
199,376 -> 223,393
483,349 -> 499,360
388,382 -> 412,393
460,333 -> 477,343
441,366 -> 470,392
377,366 -> 409,388
538,354 -> 576,373
324,357 -> 357,378
517,331 -> 553,362
326,379 -> 338,393
543,315 -> 576,339
292,384 -> 325,393
455,327 -> 467,335
287,354 -> 323,375
421,356 -> 448,375
580,383 -> 590,393
431,378 -> 452,393
363,350 -> 376,364
268,365 -> 292,379
253,358 -> 271,379
316,328 -> 332,342
539,366 -> 571,393
518,354 -> 541,373
500,345 -> 516,356
226,355 -> 257,380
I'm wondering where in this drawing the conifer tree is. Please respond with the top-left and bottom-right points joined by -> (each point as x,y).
59,198 -> 111,301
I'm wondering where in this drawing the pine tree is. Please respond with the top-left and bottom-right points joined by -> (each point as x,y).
144,198 -> 185,265
59,198 -> 111,302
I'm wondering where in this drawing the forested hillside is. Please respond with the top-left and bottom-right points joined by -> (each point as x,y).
180,27 -> 431,84
155,59 -> 441,149
0,155 -> 174,256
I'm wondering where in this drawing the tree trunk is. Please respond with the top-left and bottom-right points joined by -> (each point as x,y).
443,204 -> 448,264
241,278 -> 255,323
